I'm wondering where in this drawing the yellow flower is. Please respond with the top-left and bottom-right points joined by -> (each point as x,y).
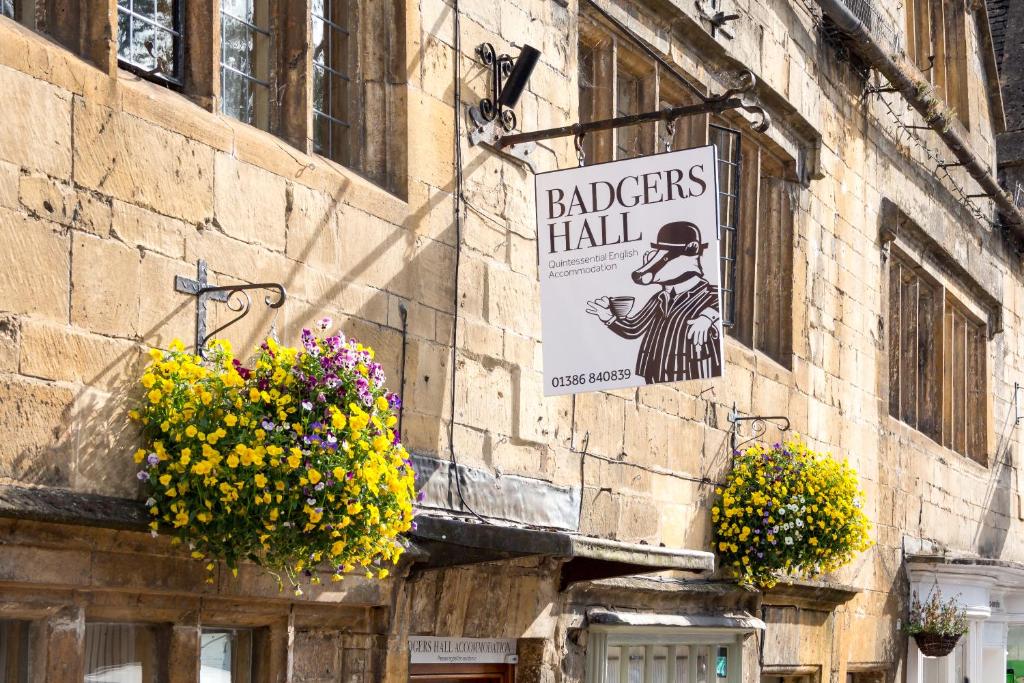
226,454 -> 239,468
141,374 -> 157,388
254,474 -> 267,488
375,396 -> 389,412
147,389 -> 163,404
308,469 -> 322,485
224,414 -> 238,427
185,425 -> 198,438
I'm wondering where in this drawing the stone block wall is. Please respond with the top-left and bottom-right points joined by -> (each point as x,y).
0,0 -> 1021,678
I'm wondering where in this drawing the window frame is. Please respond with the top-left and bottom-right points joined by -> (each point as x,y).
309,0 -> 408,197
116,0 -> 186,87
586,627 -> 745,683
576,12 -> 796,368
885,243 -> 990,464
904,0 -> 970,127
201,626 -> 257,683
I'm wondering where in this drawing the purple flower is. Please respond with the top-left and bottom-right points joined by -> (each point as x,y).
316,316 -> 333,332
137,471 -> 150,481
146,453 -> 160,466
262,420 -> 275,430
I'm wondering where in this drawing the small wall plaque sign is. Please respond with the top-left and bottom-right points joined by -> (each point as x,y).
408,637 -> 518,665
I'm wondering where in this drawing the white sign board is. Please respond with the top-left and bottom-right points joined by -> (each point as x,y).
536,145 -> 724,396
409,636 -> 518,665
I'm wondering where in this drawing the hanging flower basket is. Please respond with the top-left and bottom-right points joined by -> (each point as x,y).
907,588 -> 968,657
710,437 -> 873,590
128,318 -> 417,592
912,632 -> 962,658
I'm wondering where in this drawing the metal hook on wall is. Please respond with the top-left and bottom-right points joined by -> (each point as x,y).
727,402 -> 791,452
174,259 -> 287,358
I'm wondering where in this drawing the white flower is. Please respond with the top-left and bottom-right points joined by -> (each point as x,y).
785,536 -> 794,545
145,497 -> 157,507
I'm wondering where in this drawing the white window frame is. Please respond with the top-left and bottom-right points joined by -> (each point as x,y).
586,627 -> 745,683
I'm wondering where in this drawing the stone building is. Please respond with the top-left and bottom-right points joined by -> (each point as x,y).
0,0 -> 1021,682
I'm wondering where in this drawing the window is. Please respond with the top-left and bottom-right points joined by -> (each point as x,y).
761,669 -> 818,683
577,20 -> 704,165
2,0 -> 37,27
904,0 -> 969,126
220,0 -> 272,129
577,15 -> 794,368
712,122 -> 793,367
84,622 -> 164,683
311,0 -> 406,193
887,252 -> 987,463
117,0 -> 182,85
312,0 -> 355,164
0,620 -> 31,683
846,672 -> 885,683
201,628 -> 254,683
587,629 -> 742,683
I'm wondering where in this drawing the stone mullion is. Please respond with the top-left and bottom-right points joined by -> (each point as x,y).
168,613 -> 201,683
43,605 -> 85,683
183,0 -> 221,113
40,0 -> 115,75
277,0 -> 312,153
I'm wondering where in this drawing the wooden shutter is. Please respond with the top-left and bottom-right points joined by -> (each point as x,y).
754,152 -> 793,367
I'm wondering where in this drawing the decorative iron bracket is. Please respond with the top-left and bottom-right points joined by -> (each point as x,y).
174,259 -> 286,358
695,0 -> 739,39
469,43 -> 517,133
484,69 -> 769,154
727,403 -> 791,452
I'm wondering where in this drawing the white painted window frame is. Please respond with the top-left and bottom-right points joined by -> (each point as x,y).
586,626 -> 745,683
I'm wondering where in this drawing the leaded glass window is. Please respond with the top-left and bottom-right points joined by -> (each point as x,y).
220,0 -> 272,129
117,0 -> 182,84
311,0 -> 354,164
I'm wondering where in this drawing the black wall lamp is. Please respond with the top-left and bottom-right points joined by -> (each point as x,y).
470,43 -> 541,133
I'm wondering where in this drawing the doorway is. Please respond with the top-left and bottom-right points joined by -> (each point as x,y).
411,663 -> 516,683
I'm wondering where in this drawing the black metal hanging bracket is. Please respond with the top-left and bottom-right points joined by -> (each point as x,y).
469,43 -> 517,133
695,0 -> 739,39
174,259 -> 286,358
489,69 -> 770,154
727,402 -> 791,452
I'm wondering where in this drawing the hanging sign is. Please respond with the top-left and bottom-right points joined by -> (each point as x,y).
536,145 -> 724,396
408,636 -> 518,664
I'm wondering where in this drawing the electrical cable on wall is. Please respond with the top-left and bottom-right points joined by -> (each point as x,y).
448,0 -> 492,525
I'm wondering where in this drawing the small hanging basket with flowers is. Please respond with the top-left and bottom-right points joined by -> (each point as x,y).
129,318 -> 417,592
711,438 -> 873,590
907,588 -> 969,657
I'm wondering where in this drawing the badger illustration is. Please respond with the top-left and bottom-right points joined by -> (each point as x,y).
586,221 -> 722,383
